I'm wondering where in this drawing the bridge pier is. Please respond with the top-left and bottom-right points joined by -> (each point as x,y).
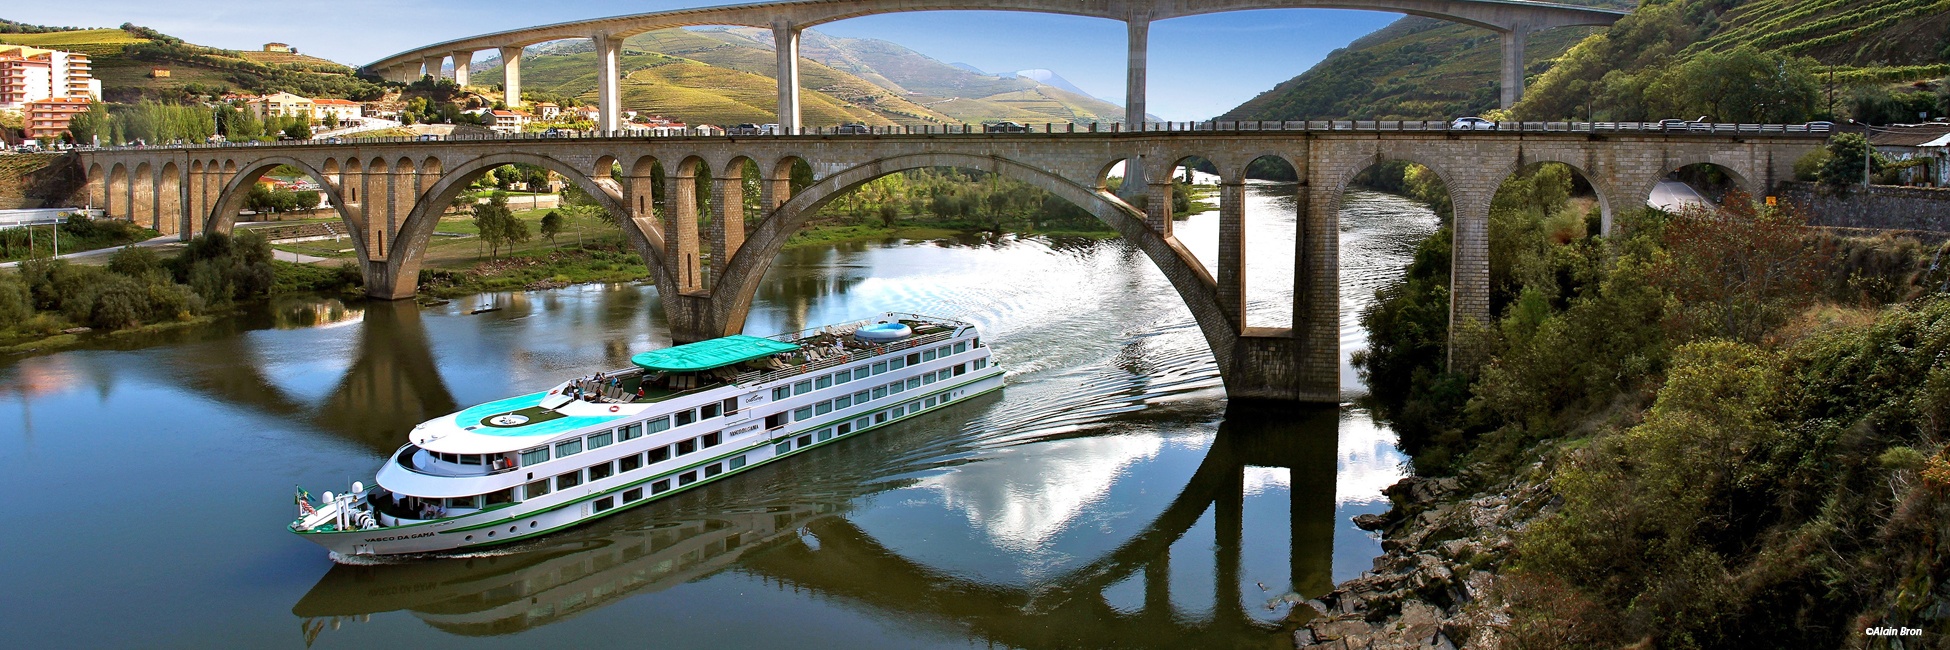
1499,28 -> 1528,108
500,46 -> 524,107
773,22 -> 802,134
451,51 -> 472,87
594,33 -> 622,134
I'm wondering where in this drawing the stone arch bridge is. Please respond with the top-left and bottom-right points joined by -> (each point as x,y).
75,124 -> 1825,402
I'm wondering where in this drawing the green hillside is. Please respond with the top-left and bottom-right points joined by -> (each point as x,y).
0,23 -> 382,102
479,26 -> 1124,128
1226,0 -> 1950,122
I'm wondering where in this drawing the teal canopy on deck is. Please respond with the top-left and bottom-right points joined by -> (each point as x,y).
630,335 -> 801,372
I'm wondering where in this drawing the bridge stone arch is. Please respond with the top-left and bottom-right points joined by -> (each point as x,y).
696,151 -> 1242,388
385,152 -> 670,300
207,156 -> 367,258
1505,149 -> 1619,233
85,162 -> 106,212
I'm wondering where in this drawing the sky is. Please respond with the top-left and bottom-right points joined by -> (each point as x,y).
9,1 -> 1404,120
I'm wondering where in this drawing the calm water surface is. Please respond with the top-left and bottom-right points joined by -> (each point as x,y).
0,184 -> 1437,648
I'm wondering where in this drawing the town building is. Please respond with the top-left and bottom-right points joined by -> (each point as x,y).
311,98 -> 363,122
0,45 -> 100,109
534,102 -> 560,120
25,96 -> 91,140
264,43 -> 292,53
486,109 -> 529,133
245,91 -> 316,119
1869,123 -> 1950,187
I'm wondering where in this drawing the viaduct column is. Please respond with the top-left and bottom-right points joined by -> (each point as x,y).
451,51 -> 472,87
593,33 -> 622,134
773,21 -> 802,134
499,46 -> 524,107
1216,180 -> 1247,326
710,171 -> 746,287
421,55 -> 441,81
1125,18 -> 1148,129
1499,28 -> 1529,108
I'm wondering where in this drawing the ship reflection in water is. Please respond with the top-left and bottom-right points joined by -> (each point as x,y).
293,402 -> 1347,647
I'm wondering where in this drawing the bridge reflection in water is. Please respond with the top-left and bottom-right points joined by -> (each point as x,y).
292,402 -> 1342,647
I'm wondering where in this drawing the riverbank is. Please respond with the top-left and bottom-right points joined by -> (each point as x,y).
1306,169 -> 1950,647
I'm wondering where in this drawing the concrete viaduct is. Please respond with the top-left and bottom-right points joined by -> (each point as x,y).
361,0 -> 1628,132
74,123 -> 1826,402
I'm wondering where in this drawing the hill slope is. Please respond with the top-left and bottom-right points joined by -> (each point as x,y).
0,23 -> 382,102
1225,0 -> 1950,122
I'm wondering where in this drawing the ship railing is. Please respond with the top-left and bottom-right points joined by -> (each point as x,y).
755,312 -> 971,346
392,443 -> 522,477
736,330 -> 957,387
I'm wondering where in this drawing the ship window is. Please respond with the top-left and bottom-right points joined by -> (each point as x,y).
834,371 -> 851,385
815,401 -> 832,415
449,496 -> 478,509
705,463 -> 723,478
906,353 -> 921,365
853,390 -> 869,404
926,396 -> 938,408
620,453 -> 642,472
838,422 -> 852,435
773,386 -> 790,400
955,342 -> 967,354
775,442 -> 791,455
702,403 -> 721,419
555,439 -> 582,457
835,395 -> 852,409
872,361 -> 887,374
906,378 -> 920,390
876,412 -> 888,423
525,480 -> 551,499
974,358 -> 987,370
623,488 -> 643,503
460,454 -> 483,465
973,337 -> 980,348
675,409 -> 696,426
794,406 -> 813,421
594,497 -> 615,513
722,397 -> 739,416
797,435 -> 812,448
556,470 -> 582,490
766,412 -> 788,429
520,448 -> 549,466
677,439 -> 696,456
793,380 -> 812,395
729,455 -> 746,469
954,364 -> 966,376
702,432 -> 721,448
855,417 -> 869,430
587,432 -> 613,449
485,488 -> 515,506
890,357 -> 905,370
589,461 -> 614,481
818,428 -> 833,442
874,386 -> 888,399
648,445 -> 671,463
922,349 -> 936,362
678,471 -> 698,486
923,373 -> 936,385
647,416 -> 671,433
816,375 -> 832,389
618,423 -> 643,441
889,382 -> 904,395
651,479 -> 671,494
905,401 -> 921,413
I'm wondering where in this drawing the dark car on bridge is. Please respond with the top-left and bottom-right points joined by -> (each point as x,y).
726,123 -> 764,135
984,121 -> 1031,133
834,123 -> 872,135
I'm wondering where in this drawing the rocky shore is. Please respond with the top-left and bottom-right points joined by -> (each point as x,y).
1289,468 -> 1556,650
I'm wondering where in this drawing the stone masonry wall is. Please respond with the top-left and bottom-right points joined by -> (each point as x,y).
1778,181 -> 1950,233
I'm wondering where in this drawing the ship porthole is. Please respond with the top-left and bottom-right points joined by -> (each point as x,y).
530,521 -> 538,528
465,535 -> 474,541
487,531 -> 495,537
510,526 -> 518,533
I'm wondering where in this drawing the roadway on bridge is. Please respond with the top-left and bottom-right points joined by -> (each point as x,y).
1648,179 -> 1711,212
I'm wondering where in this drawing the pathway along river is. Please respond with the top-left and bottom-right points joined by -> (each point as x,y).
1,183 -> 1438,648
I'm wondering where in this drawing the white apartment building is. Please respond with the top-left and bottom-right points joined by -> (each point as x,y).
0,45 -> 100,109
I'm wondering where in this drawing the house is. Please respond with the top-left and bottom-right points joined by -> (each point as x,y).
264,43 -> 291,53
486,109 -> 529,133
310,98 -> 363,122
25,96 -> 91,140
149,68 -> 170,78
534,102 -> 560,120
246,91 -> 314,119
0,45 -> 99,109
1869,123 -> 1950,187
570,106 -> 601,122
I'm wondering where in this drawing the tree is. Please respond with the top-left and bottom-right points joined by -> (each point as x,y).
470,193 -> 527,258
1816,133 -> 1884,192
294,190 -> 321,214
539,210 -> 565,245
1650,192 -> 1822,344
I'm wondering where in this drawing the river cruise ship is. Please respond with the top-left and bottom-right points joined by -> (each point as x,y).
290,313 -> 1002,558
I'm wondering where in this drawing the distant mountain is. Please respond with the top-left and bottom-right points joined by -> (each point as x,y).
949,62 -> 985,74
1000,69 -> 1098,101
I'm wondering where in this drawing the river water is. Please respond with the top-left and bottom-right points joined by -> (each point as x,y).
0,184 -> 1437,649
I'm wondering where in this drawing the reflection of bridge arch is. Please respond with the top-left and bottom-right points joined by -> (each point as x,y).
293,402 -> 1342,646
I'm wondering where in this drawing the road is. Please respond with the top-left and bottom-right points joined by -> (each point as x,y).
1647,179 -> 1710,212
0,233 -> 180,269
